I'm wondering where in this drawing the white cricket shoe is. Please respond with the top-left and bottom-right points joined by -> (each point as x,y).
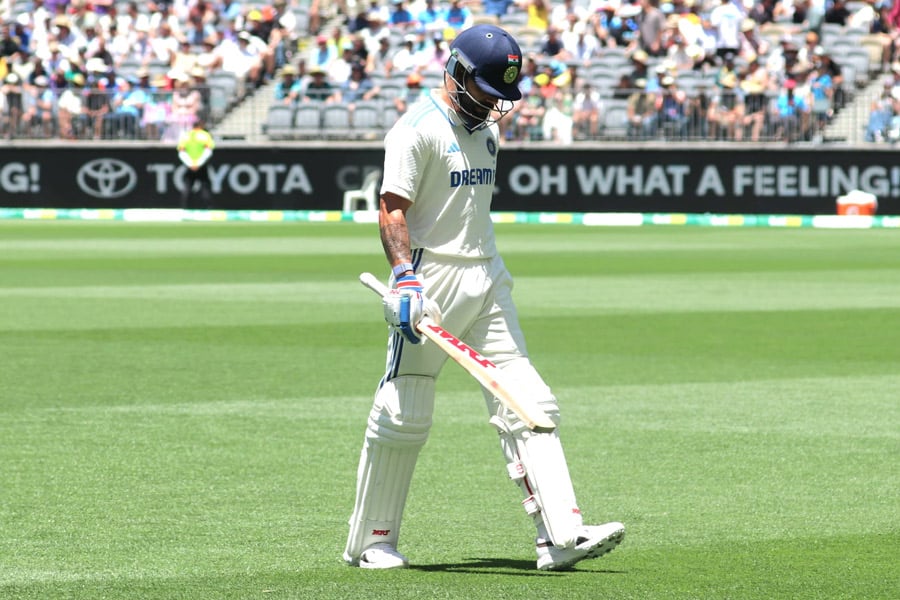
536,522 -> 625,571
358,543 -> 409,569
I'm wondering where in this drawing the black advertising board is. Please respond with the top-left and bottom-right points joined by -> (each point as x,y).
1,144 -> 897,215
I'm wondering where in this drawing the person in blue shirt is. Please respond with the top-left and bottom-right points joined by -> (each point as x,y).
388,0 -> 415,28
774,79 -> 810,142
273,64 -> 303,104
443,0 -> 473,30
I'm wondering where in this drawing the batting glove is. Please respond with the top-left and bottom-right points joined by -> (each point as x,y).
383,275 -> 442,344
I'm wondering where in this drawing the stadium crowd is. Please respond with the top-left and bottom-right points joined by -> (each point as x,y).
1,0 -> 900,142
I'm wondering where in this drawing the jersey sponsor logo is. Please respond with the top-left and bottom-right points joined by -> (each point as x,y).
449,167 -> 495,188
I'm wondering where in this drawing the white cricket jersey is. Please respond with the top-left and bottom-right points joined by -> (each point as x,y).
380,89 -> 501,259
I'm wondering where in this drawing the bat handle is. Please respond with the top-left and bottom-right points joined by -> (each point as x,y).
359,272 -> 390,297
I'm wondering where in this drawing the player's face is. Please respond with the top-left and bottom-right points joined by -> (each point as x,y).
454,75 -> 498,129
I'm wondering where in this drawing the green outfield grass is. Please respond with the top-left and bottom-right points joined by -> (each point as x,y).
0,221 -> 897,599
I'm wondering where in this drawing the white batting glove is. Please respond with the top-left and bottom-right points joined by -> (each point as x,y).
382,274 -> 442,344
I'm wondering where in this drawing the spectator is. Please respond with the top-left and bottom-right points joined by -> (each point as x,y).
393,71 -> 427,115
337,62 -> 381,105
550,0 -> 588,32
708,70 -> 745,140
104,77 -> 141,138
657,74 -> 689,138
627,77 -> 658,139
444,0 -> 474,31
169,71 -> 201,141
563,21 -> 601,64
308,33 -> 338,72
542,90 -> 575,143
513,86 -> 546,140
809,49 -> 835,133
369,34 -> 393,76
388,0 -> 416,29
302,66 -> 338,103
57,73 -> 87,139
739,17 -> 770,61
390,34 -> 421,74
773,78 -> 811,142
1,73 -> 25,138
482,0 -> 516,21
864,80 -> 897,142
417,0 -> 446,32
572,80 -> 602,139
539,25 -> 566,59
220,30 -> 264,91
637,0 -> 667,57
740,54 -> 769,141
517,0 -> 551,31
274,64 -> 302,104
23,74 -> 56,138
83,69 -> 112,139
824,0 -> 851,26
709,0 -> 743,62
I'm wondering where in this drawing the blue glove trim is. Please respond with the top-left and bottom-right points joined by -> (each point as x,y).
397,294 -> 421,344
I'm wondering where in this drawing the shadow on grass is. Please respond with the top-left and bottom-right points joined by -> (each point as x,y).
411,557 -> 626,576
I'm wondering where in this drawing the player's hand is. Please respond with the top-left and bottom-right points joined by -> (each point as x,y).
382,275 -> 442,344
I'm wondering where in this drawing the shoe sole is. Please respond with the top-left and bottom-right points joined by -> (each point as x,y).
540,527 -> 625,571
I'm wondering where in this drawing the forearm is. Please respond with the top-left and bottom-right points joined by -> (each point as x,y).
379,194 -> 413,274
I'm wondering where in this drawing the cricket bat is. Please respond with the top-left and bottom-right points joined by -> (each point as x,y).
359,272 -> 556,433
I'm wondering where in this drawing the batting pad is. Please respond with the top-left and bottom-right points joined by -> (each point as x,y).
344,375 -> 435,564
484,359 -> 582,548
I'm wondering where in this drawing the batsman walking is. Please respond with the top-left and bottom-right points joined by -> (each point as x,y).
344,24 -> 624,571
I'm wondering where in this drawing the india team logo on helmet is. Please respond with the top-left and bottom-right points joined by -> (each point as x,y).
448,24 -> 523,101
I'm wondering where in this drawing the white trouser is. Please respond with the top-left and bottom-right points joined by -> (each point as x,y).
346,251 -> 583,559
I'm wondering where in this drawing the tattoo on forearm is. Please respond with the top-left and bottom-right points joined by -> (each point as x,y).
381,222 -> 410,264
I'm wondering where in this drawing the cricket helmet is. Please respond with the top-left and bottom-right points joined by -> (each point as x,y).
447,24 -> 522,101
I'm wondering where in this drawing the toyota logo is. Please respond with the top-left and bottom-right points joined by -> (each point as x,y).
77,158 -> 138,199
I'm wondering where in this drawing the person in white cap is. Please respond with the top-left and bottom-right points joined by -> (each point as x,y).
344,23 -> 625,572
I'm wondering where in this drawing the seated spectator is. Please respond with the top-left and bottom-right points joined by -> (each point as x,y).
511,86 -> 546,140
57,73 -> 88,139
772,78 -> 810,142
563,21 -> 601,64
444,0 -> 474,31
104,77 -> 142,139
572,80 -> 602,139
274,64 -> 303,105
23,74 -> 57,138
627,78 -> 658,139
168,71 -> 201,141
337,62 -> 381,109
308,33 -> 338,73
302,66 -> 338,103
416,0 -> 445,32
657,75 -> 690,139
1,73 -> 25,139
864,81 -> 898,142
388,0 -> 416,29
541,89 -> 574,143
220,30 -> 264,91
482,0 -> 515,21
708,71 -> 745,140
83,71 -> 112,139
740,55 -> 769,142
393,71 -> 427,115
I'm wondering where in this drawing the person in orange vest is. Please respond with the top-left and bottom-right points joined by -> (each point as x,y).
177,119 -> 216,209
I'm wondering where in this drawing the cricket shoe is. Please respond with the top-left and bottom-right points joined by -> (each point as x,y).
536,522 -> 625,571
358,543 -> 409,569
